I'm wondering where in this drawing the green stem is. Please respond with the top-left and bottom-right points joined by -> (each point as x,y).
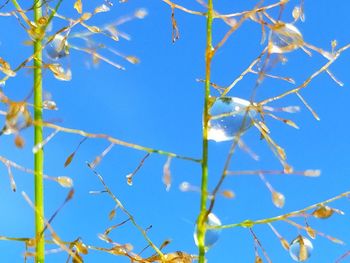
197,1 -> 214,263
33,0 -> 45,262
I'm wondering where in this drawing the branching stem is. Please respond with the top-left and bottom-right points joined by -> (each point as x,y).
33,0 -> 45,261
197,1 -> 214,262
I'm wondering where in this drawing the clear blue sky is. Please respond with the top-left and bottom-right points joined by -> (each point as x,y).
0,0 -> 350,262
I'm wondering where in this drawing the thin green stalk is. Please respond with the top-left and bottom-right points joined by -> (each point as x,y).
197,1 -> 214,263
33,0 -> 45,262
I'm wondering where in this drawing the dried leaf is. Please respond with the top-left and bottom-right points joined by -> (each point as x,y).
7,164 -> 16,192
165,251 -> 193,262
292,6 -> 303,21
80,12 -> 92,21
98,233 -> 113,243
135,9 -> 148,19
75,241 -> 88,255
43,100 -> 58,110
94,4 -> 110,14
298,236 -> 308,261
89,143 -> 114,168
163,157 -> 172,191
125,153 -> 151,186
125,173 -> 133,186
108,207 -> 116,220
283,164 -> 293,174
258,121 -> 270,134
276,145 -> 286,161
306,226 -> 316,239
171,7 -> 180,43
303,169 -> 321,177
272,191 -> 285,208
281,238 -> 290,250
14,135 -> 25,148
48,64 -> 72,81
82,24 -> 100,33
312,205 -> 334,219
0,57 -> 16,77
64,153 -> 75,167
74,0 -> 83,14
221,190 -> 235,199
255,255 -> 263,263
328,236 -> 344,245
105,26 -> 119,42
72,252 -> 83,263
57,176 -> 73,188
283,119 -> 299,129
125,56 -> 140,64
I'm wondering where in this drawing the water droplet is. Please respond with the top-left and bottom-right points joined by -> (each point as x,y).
104,0 -> 113,6
46,34 -> 69,60
179,181 -> 191,192
0,81 -> 5,89
43,100 -> 58,110
289,236 -> 313,262
194,213 -> 222,249
208,97 -> 255,142
269,23 -> 304,54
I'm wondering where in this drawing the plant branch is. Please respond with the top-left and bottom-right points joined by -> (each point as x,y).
197,1 -> 213,262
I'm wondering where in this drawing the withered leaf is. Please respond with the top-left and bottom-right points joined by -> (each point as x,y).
221,190 -> 235,199
162,157 -> 172,191
312,205 -> 334,219
57,176 -> 74,188
74,0 -> 83,14
75,241 -> 88,255
64,152 -> 75,167
94,4 -> 110,14
14,135 -> 25,148
255,255 -> 263,263
48,64 -> 72,81
306,226 -> 316,239
0,57 -> 16,77
298,236 -> 308,261
72,252 -> 83,263
80,12 -> 92,21
125,56 -> 140,64
272,191 -> 285,208
82,24 -> 100,33
281,238 -> 290,250
108,207 -> 116,220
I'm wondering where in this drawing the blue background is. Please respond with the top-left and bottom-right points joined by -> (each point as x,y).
0,0 -> 350,262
